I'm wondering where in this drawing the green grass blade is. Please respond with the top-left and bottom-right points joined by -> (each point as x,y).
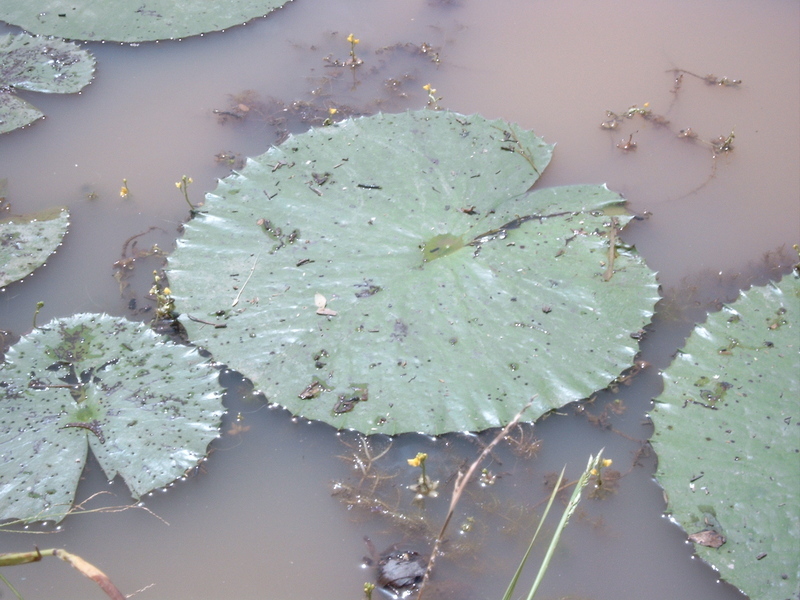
524,450 -> 603,600
502,466 -> 566,600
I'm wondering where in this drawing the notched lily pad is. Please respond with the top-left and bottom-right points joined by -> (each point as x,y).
0,0 -> 294,43
0,202 -> 69,287
652,272 -> 800,600
0,314 -> 224,523
0,33 -> 95,134
167,110 -> 658,435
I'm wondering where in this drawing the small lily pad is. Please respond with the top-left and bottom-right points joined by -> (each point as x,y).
0,0 -> 294,43
0,33 -> 95,134
651,272 -> 800,600
167,110 -> 658,435
0,204 -> 69,287
0,313 -> 224,523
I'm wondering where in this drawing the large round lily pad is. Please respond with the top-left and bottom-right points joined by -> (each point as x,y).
0,314 -> 224,524
167,110 -> 658,435
0,204 -> 69,287
651,272 -> 800,600
0,33 -> 95,134
0,0 -> 293,43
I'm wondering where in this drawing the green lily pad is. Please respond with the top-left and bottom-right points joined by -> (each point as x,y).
0,313 -> 224,524
0,0 -> 293,43
167,110 -> 658,435
651,272 -> 800,600
0,204 -> 69,287
0,33 -> 95,134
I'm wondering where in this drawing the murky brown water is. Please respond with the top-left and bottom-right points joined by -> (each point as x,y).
1,0 -> 798,598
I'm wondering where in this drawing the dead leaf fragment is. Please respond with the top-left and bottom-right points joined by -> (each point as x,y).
689,529 -> 726,548
314,293 -> 337,316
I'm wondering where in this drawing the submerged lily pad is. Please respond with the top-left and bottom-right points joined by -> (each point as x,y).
168,111 -> 658,435
0,314 -> 224,523
0,0 -> 293,43
0,204 -> 69,287
0,33 -> 95,134
651,272 -> 800,600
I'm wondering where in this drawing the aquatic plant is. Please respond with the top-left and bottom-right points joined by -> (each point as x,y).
167,109 -> 658,435
0,191 -> 69,287
502,451 -> 605,600
651,270 -> 800,600
0,0 -> 293,43
0,313 -> 224,523
0,33 -> 95,134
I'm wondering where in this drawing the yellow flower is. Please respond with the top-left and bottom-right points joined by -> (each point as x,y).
590,468 -> 599,476
422,84 -> 432,92
328,108 -> 337,115
643,102 -> 650,108
162,287 -> 172,295
407,452 -> 427,467
119,178 -> 129,198
175,181 -> 182,189
346,33 -> 359,45
601,458 -> 613,468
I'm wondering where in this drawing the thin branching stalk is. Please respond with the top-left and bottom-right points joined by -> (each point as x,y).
415,397 -> 536,599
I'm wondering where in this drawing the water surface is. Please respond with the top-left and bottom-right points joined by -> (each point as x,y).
0,0 -> 798,598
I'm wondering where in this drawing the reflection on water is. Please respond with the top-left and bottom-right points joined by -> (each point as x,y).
0,0 -> 797,598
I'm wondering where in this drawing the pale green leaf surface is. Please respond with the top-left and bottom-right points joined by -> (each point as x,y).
0,0 -> 293,43
0,314 -> 224,523
651,273 -> 800,600
0,91 -> 43,134
0,206 -> 69,287
167,111 -> 658,435
0,33 -> 95,133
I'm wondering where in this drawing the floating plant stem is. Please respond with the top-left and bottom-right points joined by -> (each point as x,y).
32,300 -> 44,329
175,175 -> 195,212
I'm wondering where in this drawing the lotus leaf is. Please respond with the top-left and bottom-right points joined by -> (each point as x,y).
0,313 -> 224,523
167,110 -> 658,435
0,0 -> 293,43
0,33 -> 95,134
651,272 -> 800,600
0,204 -> 69,287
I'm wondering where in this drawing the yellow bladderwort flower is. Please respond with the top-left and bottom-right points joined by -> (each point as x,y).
119,178 -> 129,198
601,458 -> 613,468
407,452 -> 427,467
346,33 -> 362,67
408,452 -> 438,498
423,84 -> 441,109
176,175 -> 195,211
323,107 -> 338,126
